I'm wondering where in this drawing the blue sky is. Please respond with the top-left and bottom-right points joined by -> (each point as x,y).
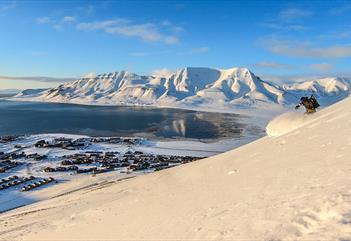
1,0 -> 351,89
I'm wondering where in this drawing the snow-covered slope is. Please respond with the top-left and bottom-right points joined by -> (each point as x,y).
2,96 -> 351,240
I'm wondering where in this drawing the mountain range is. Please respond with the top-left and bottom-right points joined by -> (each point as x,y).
15,67 -> 351,114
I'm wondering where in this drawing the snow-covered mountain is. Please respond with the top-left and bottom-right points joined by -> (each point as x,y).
16,67 -> 288,106
283,77 -> 351,106
15,67 -> 351,113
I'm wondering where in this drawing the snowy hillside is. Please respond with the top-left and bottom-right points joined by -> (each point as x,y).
2,95 -> 351,240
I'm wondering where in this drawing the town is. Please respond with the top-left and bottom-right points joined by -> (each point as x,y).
0,135 -> 202,194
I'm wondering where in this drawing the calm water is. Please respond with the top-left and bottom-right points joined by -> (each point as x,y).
0,100 -> 261,140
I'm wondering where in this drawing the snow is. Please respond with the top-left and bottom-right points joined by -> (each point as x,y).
1,92 -> 351,239
266,111 -> 321,137
283,77 -> 351,105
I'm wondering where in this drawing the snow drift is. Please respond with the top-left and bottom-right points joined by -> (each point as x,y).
266,111 -> 320,137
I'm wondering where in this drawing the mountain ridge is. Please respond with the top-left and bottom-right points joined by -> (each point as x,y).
15,67 -> 351,114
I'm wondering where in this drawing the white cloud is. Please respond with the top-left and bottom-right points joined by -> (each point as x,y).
35,16 -> 76,31
77,5 -> 95,15
130,50 -> 171,57
329,5 -> 351,15
279,8 -> 313,22
177,47 -> 210,56
191,47 -> 209,53
310,63 -> 333,72
260,23 -> 281,29
261,37 -> 351,58
287,24 -> 306,31
253,61 -> 291,69
161,20 -> 183,33
77,19 -> 129,30
259,8 -> 310,32
260,22 -> 306,31
258,71 -> 351,85
36,16 -> 50,24
332,31 -> 351,39
151,68 -> 174,77
0,1 -> 16,12
62,16 -> 76,23
258,73 -> 323,84
273,44 -> 351,58
53,24 -> 64,31
108,23 -> 163,42
77,19 -> 180,44
131,47 -> 208,57
36,17 -> 182,43
0,75 -> 74,83
83,72 -> 96,78
164,36 -> 178,44
319,30 -> 351,40
31,51 -> 48,56
172,26 -> 184,32
130,52 -> 148,57
161,20 -> 172,26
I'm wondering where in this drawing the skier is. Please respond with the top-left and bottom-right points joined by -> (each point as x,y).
295,95 -> 320,114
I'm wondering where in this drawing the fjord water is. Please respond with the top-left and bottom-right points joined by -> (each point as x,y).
0,100 -> 262,140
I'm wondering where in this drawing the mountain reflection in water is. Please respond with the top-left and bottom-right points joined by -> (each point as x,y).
0,100 -> 263,140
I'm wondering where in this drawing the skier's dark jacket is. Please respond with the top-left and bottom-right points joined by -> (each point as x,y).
295,95 -> 320,113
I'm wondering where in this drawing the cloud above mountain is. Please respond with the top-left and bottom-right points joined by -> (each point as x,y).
279,8 -> 313,22
77,19 -> 179,44
0,75 -> 75,83
253,61 -> 292,69
261,37 -> 351,58
151,68 -> 174,77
